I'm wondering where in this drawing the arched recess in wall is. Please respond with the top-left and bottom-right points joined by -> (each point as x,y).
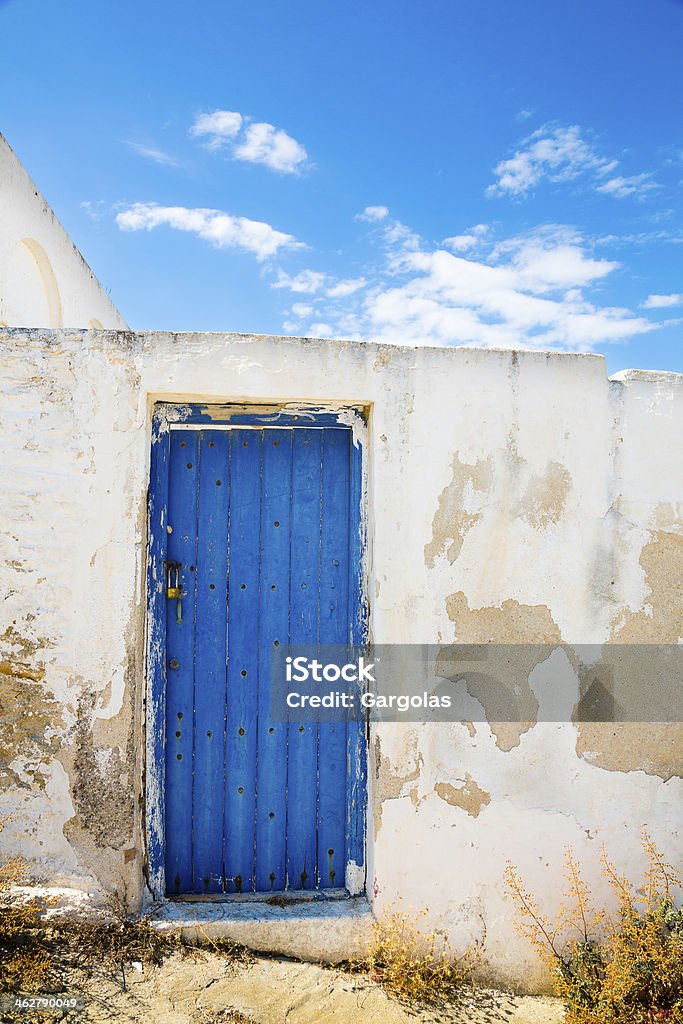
88,318 -> 104,330
21,238 -> 64,327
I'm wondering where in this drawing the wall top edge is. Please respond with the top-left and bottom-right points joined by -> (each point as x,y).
609,367 -> 683,384
0,325 -> 608,361
2,327 -> 680,382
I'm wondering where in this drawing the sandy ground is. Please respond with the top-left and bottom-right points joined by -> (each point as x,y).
1,949 -> 565,1024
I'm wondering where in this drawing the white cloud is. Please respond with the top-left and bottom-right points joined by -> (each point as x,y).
189,109 -> 308,173
80,200 -> 107,222
326,277 -> 366,298
363,247 -> 650,350
125,141 -> 179,167
596,174 -> 658,199
279,213 -> 656,352
271,274 -> 367,331
382,218 -> 422,268
595,228 -> 683,248
234,122 -> 308,174
291,302 -> 315,317
443,224 -> 490,252
490,227 -> 618,292
271,269 -> 327,293
641,293 -> 683,309
308,322 -> 334,336
487,124 -> 617,198
272,275 -> 368,336
189,110 -> 243,149
357,205 -> 389,222
115,202 -> 302,261
443,234 -> 478,252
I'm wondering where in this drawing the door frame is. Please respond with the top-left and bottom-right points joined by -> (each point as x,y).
144,401 -> 369,901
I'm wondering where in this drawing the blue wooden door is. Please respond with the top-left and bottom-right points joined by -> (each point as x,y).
157,415 -> 365,896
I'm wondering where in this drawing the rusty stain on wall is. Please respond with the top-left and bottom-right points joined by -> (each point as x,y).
425,455 -> 494,566
434,775 -> 491,817
513,461 -> 572,529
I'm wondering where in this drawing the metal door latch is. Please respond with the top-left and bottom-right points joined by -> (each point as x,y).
165,560 -> 183,624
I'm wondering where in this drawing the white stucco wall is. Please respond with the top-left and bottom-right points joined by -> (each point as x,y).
0,134 -> 128,330
0,328 -> 680,992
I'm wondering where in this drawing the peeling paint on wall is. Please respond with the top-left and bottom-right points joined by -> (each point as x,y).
610,527 -> 682,644
574,521 -> 683,778
513,461 -> 572,529
372,734 -> 422,838
434,775 -> 491,817
425,455 -> 494,565
575,722 -> 683,781
64,692 -> 134,851
443,592 -> 561,750
445,592 -> 562,644
0,622 -> 61,791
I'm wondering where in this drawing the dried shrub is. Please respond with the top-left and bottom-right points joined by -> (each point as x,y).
350,905 -> 480,1007
48,915 -> 186,970
506,833 -> 683,1023
0,819 -> 51,992
0,819 -> 255,997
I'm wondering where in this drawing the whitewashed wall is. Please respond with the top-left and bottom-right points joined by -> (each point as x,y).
0,328 -> 680,991
0,135 -> 127,330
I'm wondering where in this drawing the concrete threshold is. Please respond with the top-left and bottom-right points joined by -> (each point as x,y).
148,894 -> 373,963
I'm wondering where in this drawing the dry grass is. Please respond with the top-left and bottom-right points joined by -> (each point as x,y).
1,911 -> 255,996
0,819 -> 253,998
348,905 -> 480,1008
0,818 -> 52,993
506,833 -> 683,1024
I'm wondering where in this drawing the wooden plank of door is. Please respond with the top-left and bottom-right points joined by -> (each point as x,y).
285,428 -> 322,890
255,428 -> 292,891
192,431 -> 229,892
224,429 -> 262,893
317,427 -> 351,889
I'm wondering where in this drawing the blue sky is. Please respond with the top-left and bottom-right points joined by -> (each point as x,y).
1,0 -> 682,373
